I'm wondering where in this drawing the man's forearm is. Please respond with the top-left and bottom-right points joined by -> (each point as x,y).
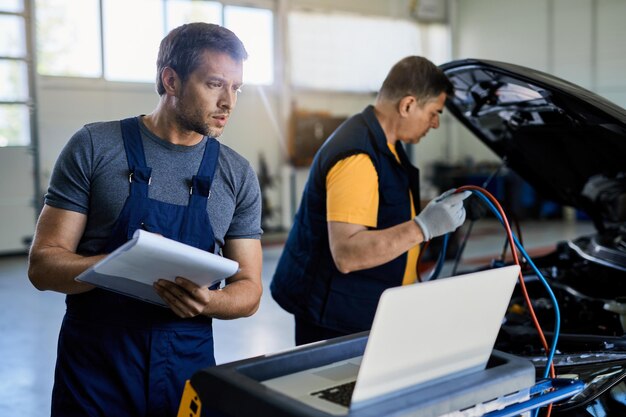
28,205 -> 98,294
329,219 -> 424,274
201,277 -> 262,319
28,246 -> 103,294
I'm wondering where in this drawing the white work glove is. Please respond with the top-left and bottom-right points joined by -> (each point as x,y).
413,189 -> 471,241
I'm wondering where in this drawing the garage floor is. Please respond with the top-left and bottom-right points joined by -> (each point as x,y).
0,219 -> 595,416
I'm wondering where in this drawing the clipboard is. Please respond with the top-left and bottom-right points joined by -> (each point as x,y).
75,229 -> 239,306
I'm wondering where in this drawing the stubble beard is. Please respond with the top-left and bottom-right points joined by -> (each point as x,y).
175,108 -> 224,139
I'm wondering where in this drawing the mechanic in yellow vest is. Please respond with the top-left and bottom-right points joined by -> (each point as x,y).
271,56 -> 470,345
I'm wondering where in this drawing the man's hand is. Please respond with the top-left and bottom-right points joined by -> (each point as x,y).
414,189 -> 471,241
153,238 -> 262,320
154,277 -> 211,318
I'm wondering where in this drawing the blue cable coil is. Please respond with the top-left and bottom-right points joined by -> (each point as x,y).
469,189 -> 561,380
424,188 -> 564,415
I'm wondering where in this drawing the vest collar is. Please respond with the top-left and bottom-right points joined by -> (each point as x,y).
361,105 -> 410,166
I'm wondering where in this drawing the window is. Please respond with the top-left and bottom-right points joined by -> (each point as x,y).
0,105 -> 30,146
0,0 -> 22,13
1,13 -> 26,56
1,6 -> 31,146
224,6 -> 273,85
0,60 -> 28,101
102,0 -> 163,82
35,0 -> 101,77
165,0 -> 221,30
288,10 -> 449,93
36,0 -> 274,85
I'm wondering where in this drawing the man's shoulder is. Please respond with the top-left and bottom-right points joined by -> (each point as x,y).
81,119 -> 124,138
321,114 -> 374,158
323,111 -> 372,153
334,111 -> 368,135
218,142 -> 251,169
61,119 -> 123,150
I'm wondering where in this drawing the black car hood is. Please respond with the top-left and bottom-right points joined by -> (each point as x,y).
439,59 -> 626,232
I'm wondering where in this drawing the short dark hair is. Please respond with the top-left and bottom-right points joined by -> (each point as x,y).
378,56 -> 453,105
156,23 -> 248,95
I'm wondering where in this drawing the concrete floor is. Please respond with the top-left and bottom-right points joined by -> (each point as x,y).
0,219 -> 596,416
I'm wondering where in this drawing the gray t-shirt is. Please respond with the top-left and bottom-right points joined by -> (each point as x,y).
45,117 -> 262,256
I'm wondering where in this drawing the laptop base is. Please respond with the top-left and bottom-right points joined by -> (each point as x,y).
185,332 -> 537,417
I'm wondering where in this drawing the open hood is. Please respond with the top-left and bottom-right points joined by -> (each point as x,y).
439,59 -> 626,232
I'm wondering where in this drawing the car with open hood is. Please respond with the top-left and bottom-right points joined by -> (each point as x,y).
439,59 -> 626,416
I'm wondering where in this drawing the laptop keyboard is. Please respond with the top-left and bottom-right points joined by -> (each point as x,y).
310,381 -> 356,407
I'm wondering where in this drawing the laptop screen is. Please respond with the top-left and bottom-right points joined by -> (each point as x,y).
351,264 -> 520,406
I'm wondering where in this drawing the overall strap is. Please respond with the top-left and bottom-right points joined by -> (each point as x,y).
120,117 -> 152,198
189,138 -> 220,204
183,137 -> 220,253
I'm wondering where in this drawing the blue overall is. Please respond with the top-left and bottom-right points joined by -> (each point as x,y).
52,117 -> 220,417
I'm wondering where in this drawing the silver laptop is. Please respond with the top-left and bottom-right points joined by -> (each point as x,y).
262,265 -> 521,415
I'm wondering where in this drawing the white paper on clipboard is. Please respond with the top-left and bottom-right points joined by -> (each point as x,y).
75,229 -> 239,306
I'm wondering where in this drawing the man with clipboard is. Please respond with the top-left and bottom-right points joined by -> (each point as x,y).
27,23 -> 262,417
